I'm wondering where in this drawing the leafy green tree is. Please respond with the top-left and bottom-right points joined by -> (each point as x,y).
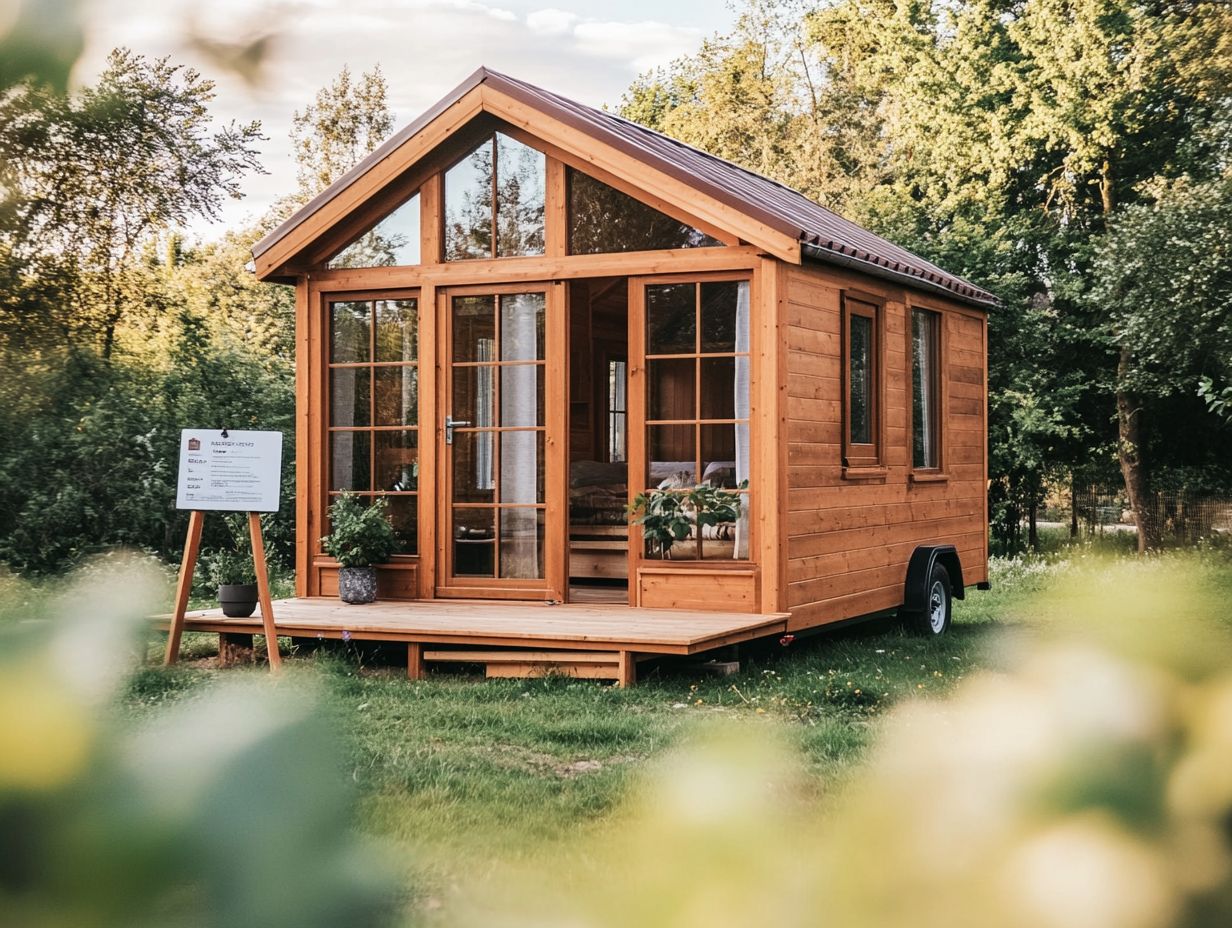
289,64 -> 393,202
0,48 -> 263,358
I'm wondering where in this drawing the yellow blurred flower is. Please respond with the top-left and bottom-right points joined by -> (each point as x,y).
0,662 -> 92,790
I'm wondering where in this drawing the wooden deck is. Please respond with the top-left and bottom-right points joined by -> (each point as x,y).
157,598 -> 789,685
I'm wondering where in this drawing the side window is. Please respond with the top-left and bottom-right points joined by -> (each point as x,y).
842,294 -> 881,468
911,308 -> 942,470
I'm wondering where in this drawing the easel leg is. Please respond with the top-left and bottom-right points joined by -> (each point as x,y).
249,512 -> 282,673
165,510 -> 205,666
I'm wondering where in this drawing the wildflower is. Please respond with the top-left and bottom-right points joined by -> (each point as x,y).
779,634 -> 796,647
342,629 -> 352,643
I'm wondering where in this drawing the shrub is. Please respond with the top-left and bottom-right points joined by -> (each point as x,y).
320,494 -> 396,568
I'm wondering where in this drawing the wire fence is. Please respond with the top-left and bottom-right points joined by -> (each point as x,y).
1063,486 -> 1232,544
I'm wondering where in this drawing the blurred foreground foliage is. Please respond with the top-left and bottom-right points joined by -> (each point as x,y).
0,556 -> 396,927
457,555 -> 1232,928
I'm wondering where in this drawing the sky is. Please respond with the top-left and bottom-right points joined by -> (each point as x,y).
75,0 -> 737,240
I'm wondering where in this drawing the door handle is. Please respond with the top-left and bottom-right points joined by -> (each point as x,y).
445,415 -> 470,445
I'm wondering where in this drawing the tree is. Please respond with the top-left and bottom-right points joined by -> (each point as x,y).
289,64 -> 393,201
0,48 -> 264,358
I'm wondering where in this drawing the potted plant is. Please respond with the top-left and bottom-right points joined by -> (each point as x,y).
628,482 -> 746,559
210,520 -> 257,617
321,493 -> 396,604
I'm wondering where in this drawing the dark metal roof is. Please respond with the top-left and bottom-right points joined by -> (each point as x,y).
255,67 -> 997,308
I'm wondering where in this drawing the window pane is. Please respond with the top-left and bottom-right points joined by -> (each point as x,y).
500,292 -> 544,360
494,133 -> 545,258
648,358 -> 695,421
452,431 -> 495,503
375,299 -> 418,362
500,431 -> 545,504
452,295 -> 496,362
608,360 -> 627,463
374,430 -> 418,491
701,423 -> 741,488
327,194 -> 421,268
849,314 -> 873,445
330,301 -> 370,363
374,367 -> 418,426
452,364 -> 494,429
444,139 -> 494,260
913,310 -> 940,469
700,493 -> 748,560
500,364 -> 543,427
450,364 -> 492,433
330,367 -> 370,427
385,495 -> 418,555
330,431 -> 370,491
568,169 -> 722,254
648,424 -> 695,489
500,508 -> 544,579
699,357 -> 737,419
453,508 -> 495,576
646,283 -> 695,354
700,281 -> 742,352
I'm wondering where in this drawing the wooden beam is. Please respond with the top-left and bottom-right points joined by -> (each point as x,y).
306,245 -> 765,291
616,650 -> 637,688
294,279 -> 310,597
407,642 -> 425,680
544,155 -> 567,258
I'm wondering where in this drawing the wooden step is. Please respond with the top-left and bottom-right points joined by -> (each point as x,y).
420,647 -> 640,684
423,649 -> 620,664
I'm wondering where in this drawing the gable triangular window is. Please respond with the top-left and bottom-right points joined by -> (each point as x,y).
568,169 -> 722,254
326,193 -> 421,269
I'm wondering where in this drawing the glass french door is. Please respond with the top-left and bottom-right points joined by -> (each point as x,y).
438,284 -> 563,598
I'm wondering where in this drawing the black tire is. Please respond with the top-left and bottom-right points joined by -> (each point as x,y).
904,562 -> 952,636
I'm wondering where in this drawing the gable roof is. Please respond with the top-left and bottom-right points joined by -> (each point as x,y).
254,67 -> 997,308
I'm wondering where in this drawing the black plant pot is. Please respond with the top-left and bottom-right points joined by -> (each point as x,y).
338,566 -> 378,604
218,583 -> 258,618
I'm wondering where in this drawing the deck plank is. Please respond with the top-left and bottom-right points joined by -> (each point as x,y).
154,598 -> 788,656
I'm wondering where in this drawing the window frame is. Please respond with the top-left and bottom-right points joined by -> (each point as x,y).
322,288 -> 422,561
908,305 -> 946,477
634,273 -> 754,564
841,291 -> 885,472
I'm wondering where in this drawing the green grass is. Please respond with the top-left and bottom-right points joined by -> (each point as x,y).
118,544 -> 1232,918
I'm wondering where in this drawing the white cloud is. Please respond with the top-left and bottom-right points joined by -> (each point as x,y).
526,8 -> 580,35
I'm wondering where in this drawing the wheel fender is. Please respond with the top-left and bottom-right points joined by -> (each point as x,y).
902,545 -> 965,613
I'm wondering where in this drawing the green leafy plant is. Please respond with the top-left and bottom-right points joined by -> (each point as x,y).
207,515 -> 254,586
627,482 -> 746,559
320,493 -> 396,568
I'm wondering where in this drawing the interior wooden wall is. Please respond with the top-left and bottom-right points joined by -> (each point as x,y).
782,263 -> 989,631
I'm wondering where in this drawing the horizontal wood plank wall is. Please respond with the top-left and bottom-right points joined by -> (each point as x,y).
637,567 -> 758,613
783,264 -> 988,632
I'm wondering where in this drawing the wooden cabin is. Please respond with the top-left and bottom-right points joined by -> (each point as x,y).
235,67 -> 992,683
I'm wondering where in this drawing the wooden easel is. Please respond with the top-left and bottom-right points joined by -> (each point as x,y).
164,510 -> 282,672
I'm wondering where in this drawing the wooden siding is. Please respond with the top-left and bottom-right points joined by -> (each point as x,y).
783,263 -> 988,631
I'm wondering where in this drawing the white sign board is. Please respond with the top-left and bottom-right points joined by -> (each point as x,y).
175,429 -> 283,512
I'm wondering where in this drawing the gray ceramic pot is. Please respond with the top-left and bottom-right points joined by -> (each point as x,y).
338,566 -> 378,604
218,583 -> 258,618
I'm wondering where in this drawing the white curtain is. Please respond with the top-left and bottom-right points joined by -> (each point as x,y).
498,293 -> 542,578
734,281 -> 750,559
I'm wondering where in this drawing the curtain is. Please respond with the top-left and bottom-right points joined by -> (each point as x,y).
734,281 -> 750,559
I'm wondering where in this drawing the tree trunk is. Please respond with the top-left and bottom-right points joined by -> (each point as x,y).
1116,347 -> 1159,552
1028,497 -> 1039,551
1069,473 -> 1079,539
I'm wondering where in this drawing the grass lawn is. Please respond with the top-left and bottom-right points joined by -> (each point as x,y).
120,550 -> 1063,917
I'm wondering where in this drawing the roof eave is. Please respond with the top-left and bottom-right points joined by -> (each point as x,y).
801,242 -> 998,309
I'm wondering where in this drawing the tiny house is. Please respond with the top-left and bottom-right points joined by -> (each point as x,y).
242,67 -> 993,681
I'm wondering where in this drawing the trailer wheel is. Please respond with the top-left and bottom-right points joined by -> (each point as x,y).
906,562 -> 952,636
